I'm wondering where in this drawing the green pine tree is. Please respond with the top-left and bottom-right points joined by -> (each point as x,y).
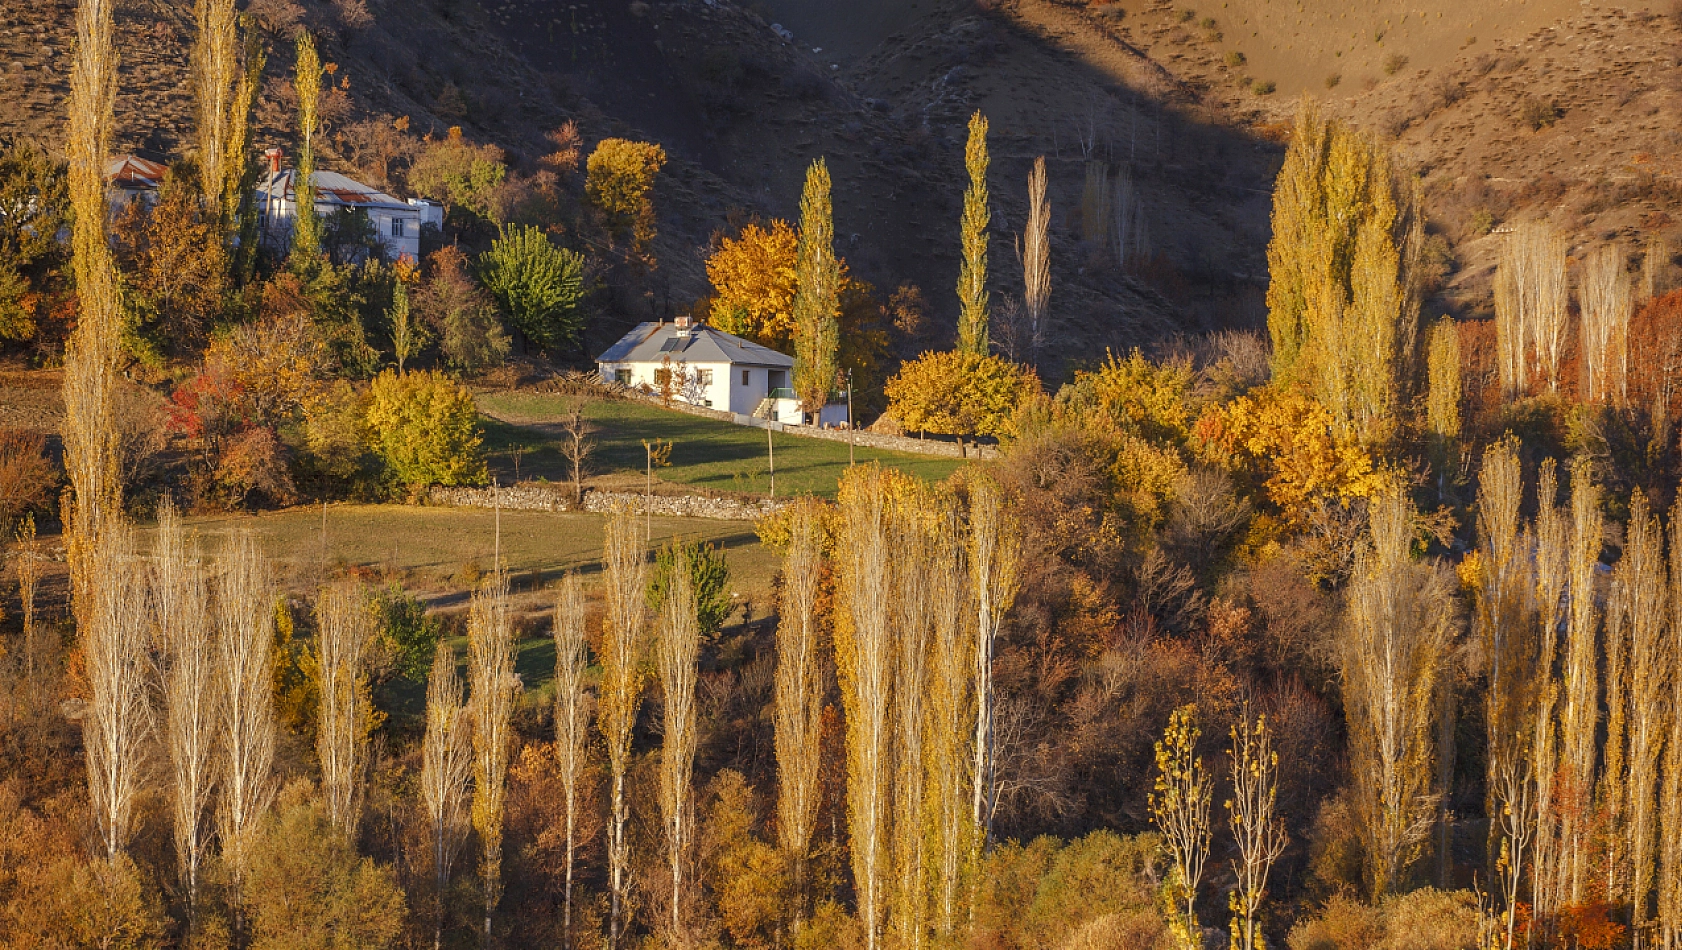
956,111 -> 991,356
792,159 -> 840,417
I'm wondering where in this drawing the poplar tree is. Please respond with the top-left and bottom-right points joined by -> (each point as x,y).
774,503 -> 826,924
925,509 -> 974,937
1614,492 -> 1666,932
890,498 -> 932,950
600,507 -> 649,950
63,0 -> 123,631
315,581 -> 373,836
468,572 -> 518,943
290,31 -> 324,269
1264,100 -> 1423,441
792,159 -> 840,418
154,503 -> 216,925
1021,155 -> 1050,357
657,552 -> 701,940
1559,459 -> 1602,905
956,111 -> 991,355
838,467 -> 894,950
1425,317 -> 1460,490
553,574 -> 591,950
421,642 -> 472,950
1342,487 -> 1456,896
218,532 -> 278,920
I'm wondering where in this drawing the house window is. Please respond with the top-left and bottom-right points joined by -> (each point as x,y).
696,369 -> 713,386
741,369 -> 750,386
391,218 -> 405,237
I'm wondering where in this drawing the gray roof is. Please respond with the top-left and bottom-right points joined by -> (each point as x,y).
597,322 -> 795,368
256,169 -> 414,211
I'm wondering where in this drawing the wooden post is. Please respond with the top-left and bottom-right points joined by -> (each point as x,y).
767,426 -> 776,500
494,477 -> 501,571
847,369 -> 855,467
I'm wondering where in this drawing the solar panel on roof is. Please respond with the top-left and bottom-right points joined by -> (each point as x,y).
659,337 -> 685,352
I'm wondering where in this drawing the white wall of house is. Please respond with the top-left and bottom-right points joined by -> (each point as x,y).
602,359 -> 851,427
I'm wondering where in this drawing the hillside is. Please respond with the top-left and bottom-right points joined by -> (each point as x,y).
1,0 -> 1677,369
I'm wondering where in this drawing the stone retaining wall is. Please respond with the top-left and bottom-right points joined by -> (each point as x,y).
427,484 -> 787,522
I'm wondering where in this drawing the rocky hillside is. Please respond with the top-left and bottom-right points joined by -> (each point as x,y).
3,0 -> 1678,373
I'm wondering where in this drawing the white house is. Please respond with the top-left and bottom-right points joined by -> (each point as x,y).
596,317 -> 849,427
254,148 -> 438,262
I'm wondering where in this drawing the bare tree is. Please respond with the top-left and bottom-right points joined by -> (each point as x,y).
1644,235 -> 1669,302
1341,488 -> 1456,896
1495,221 -> 1567,398
1614,492 -> 1667,937
12,516 -> 41,690
192,0 -> 238,215
1151,704 -> 1212,948
1022,156 -> 1051,356
1559,459 -> 1602,905
838,467 -> 894,950
154,503 -> 216,924
970,476 -> 1021,842
468,571 -> 518,943
84,527 -> 149,862
1080,162 -> 1111,256
1226,706 -> 1287,950
600,506 -> 649,950
891,500 -> 932,950
657,551 -> 700,941
421,641 -> 473,950
560,403 -> 595,506
1578,245 -> 1632,405
553,573 -> 592,950
926,509 -> 973,937
1531,460 -> 1568,920
217,531 -> 277,915
774,502 -> 826,924
316,581 -> 373,836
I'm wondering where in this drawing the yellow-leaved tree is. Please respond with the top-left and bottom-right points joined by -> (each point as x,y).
705,217 -> 891,401
1265,99 -> 1424,443
884,350 -> 1038,442
586,138 -> 667,257
1194,386 -> 1386,525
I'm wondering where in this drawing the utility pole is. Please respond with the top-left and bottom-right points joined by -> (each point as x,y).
847,369 -> 855,467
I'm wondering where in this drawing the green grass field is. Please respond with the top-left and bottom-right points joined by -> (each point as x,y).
476,391 -> 962,499
175,503 -> 781,599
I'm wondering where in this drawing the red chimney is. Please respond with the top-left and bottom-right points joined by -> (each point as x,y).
265,147 -> 283,173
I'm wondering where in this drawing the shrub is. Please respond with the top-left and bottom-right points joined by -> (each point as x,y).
1519,97 -> 1562,130
1224,50 -> 1246,68
364,369 -> 486,490
369,583 -> 441,682
407,126 -> 506,229
479,224 -> 586,354
245,784 -> 406,950
975,831 -> 1168,949
649,539 -> 732,636
1382,53 -> 1409,76
884,350 -> 1040,440
1325,73 -> 1342,89
1287,889 -> 1479,950
1252,79 -> 1277,95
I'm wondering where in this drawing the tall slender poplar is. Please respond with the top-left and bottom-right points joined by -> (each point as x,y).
290,31 -> 324,268
792,159 -> 840,418
315,581 -> 373,835
838,467 -> 894,950
217,532 -> 277,916
657,553 -> 701,940
421,642 -> 472,950
553,574 -> 591,949
468,572 -> 518,943
774,502 -> 827,923
600,507 -> 649,950
155,504 -> 216,923
956,111 -> 991,355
